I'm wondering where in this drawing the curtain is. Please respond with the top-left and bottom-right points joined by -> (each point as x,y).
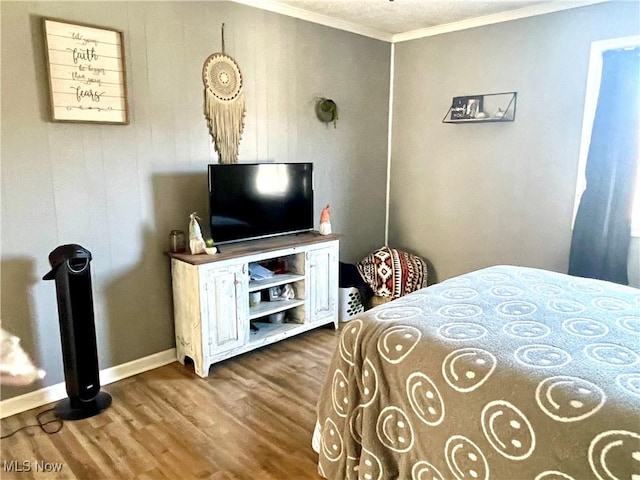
568,48 -> 640,284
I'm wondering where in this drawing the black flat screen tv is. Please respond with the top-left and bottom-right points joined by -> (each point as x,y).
208,163 -> 314,244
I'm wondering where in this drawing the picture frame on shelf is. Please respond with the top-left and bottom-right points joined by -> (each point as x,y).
450,95 -> 484,120
450,96 -> 467,119
42,18 -> 129,124
443,92 -> 517,124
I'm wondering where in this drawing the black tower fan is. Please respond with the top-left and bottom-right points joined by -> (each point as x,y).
43,244 -> 112,420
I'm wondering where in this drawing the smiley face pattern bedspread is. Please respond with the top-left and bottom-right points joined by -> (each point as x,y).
315,265 -> 640,480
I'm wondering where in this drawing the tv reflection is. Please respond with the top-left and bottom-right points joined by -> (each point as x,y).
255,164 -> 290,196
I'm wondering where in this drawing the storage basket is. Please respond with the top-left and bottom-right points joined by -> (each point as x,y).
338,287 -> 364,322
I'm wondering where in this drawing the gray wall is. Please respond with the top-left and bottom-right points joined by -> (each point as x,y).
389,1 -> 640,282
1,1 -> 389,399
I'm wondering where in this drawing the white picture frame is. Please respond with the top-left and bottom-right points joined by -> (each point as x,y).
42,18 -> 129,124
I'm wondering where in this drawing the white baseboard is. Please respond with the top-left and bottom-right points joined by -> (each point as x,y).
0,348 -> 177,419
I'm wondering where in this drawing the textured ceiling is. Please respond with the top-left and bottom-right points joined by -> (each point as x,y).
262,0 -> 606,36
272,0 -> 554,35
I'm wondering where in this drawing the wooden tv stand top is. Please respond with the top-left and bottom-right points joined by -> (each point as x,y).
167,231 -> 340,265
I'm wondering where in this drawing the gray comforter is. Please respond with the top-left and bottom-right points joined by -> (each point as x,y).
315,265 -> 640,480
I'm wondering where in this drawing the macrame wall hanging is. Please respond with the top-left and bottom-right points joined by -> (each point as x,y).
202,24 -> 246,164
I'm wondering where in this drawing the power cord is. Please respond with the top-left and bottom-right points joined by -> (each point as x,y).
0,407 -> 63,439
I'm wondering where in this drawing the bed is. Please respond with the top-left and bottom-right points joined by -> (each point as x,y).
313,265 -> 640,480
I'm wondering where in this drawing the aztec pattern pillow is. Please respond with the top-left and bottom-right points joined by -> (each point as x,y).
357,246 -> 428,299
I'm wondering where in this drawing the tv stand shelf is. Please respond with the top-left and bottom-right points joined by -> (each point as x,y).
249,298 -> 305,320
168,232 -> 339,377
249,321 -> 301,344
249,273 -> 305,292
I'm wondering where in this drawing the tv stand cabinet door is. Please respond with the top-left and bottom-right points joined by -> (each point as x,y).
307,243 -> 338,327
203,263 -> 248,362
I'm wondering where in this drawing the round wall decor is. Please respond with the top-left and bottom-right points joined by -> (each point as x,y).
202,51 -> 246,164
315,98 -> 338,128
203,53 -> 243,102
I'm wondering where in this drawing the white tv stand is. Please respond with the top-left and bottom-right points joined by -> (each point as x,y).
168,232 -> 339,377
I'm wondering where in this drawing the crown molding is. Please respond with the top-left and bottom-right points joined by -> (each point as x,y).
393,0 -> 611,43
229,0 -> 610,44
228,0 -> 394,42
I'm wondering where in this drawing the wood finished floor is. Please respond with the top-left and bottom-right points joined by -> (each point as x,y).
0,326 -> 339,480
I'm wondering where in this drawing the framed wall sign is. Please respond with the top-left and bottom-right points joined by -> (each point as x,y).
42,18 -> 129,124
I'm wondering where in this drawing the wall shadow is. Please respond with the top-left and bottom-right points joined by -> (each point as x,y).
152,171 -> 210,240
102,171 -> 209,368
104,226 -> 176,367
0,257 -> 45,400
